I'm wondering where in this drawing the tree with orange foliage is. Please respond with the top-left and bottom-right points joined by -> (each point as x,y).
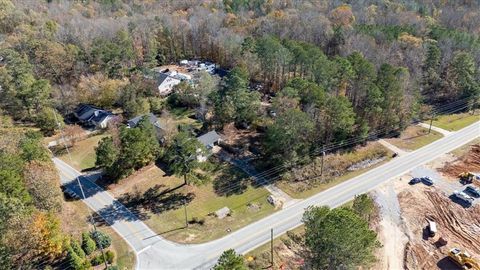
329,4 -> 355,27
30,212 -> 65,259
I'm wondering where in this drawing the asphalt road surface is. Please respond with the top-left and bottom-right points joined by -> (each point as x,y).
54,121 -> 479,269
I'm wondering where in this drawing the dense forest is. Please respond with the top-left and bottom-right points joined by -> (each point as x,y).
0,0 -> 479,268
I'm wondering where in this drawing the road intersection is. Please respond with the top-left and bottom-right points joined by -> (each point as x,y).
54,121 -> 479,269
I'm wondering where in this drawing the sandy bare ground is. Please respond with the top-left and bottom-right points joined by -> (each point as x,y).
374,144 -> 480,270
374,180 -> 410,270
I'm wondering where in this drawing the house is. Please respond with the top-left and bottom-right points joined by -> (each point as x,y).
156,72 -> 181,96
196,130 -> 221,162
127,113 -> 165,140
74,104 -> 114,129
155,69 -> 192,96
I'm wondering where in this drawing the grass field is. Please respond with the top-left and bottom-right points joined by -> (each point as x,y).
385,125 -> 443,151
57,134 -> 106,171
60,199 -> 136,270
277,143 -> 393,199
432,112 -> 479,131
108,163 -> 276,244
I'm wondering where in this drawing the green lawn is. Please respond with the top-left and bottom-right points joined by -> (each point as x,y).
431,112 -> 479,131
385,125 -> 443,151
109,163 -> 276,244
154,184 -> 275,243
57,134 -> 106,171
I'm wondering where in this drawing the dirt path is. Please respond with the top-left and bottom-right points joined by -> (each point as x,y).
374,182 -> 410,269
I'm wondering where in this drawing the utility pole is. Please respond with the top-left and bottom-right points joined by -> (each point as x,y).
183,198 -> 189,228
320,146 -> 326,176
428,112 -> 435,134
270,228 -> 274,267
53,111 -> 109,269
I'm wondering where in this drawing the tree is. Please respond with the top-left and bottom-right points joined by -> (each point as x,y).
95,137 -> 119,169
0,153 -> 31,204
213,249 -> 246,270
165,131 -> 208,185
90,231 -> 112,249
91,30 -> 135,78
23,161 -> 62,213
264,109 -> 314,165
444,51 -> 480,101
116,117 -> 160,174
63,125 -> 84,147
29,212 -> 64,259
352,194 -> 375,221
81,232 -> 96,256
422,41 -> 442,102
376,64 -> 410,131
70,239 -> 85,259
76,73 -> 128,109
19,131 -> 50,162
35,107 -> 63,136
212,66 -> 260,127
0,49 -> 51,119
318,96 -> 356,143
302,206 -> 379,269
67,246 -> 85,270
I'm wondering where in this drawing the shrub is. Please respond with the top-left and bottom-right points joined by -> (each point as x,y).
71,239 -> 86,259
67,246 -> 85,270
81,232 -> 96,255
91,230 -> 112,249
105,250 -> 115,264
90,254 -> 104,266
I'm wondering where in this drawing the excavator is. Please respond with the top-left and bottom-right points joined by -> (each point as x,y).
448,248 -> 480,270
459,172 -> 476,184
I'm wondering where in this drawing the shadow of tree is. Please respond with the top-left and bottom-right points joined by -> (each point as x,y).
213,166 -> 251,196
90,184 -> 195,225
118,184 -> 195,217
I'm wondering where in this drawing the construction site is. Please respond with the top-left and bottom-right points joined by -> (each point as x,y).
375,142 -> 480,270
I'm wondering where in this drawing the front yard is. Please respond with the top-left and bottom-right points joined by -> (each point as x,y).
105,163 -> 276,244
57,134 -> 107,171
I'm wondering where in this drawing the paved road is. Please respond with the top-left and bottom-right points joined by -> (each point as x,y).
54,121 -> 479,269
53,158 -> 162,269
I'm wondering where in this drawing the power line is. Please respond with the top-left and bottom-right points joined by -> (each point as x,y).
53,111 -> 109,269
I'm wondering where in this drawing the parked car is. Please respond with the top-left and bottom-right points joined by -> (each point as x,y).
453,190 -> 474,205
409,177 -> 421,185
465,186 -> 480,198
421,176 -> 434,186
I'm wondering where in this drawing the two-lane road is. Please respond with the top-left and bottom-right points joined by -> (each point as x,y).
55,121 -> 479,269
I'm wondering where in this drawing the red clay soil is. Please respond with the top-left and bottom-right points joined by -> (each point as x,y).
439,144 -> 480,179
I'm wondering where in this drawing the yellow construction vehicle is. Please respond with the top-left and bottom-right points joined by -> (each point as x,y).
459,172 -> 475,184
448,247 -> 480,270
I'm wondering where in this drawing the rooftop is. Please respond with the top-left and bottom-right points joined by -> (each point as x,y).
197,131 -> 221,147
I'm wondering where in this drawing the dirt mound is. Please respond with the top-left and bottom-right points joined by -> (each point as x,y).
440,144 -> 480,178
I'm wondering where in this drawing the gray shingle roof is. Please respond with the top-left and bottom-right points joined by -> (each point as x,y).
197,131 -> 221,147
128,113 -> 163,129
